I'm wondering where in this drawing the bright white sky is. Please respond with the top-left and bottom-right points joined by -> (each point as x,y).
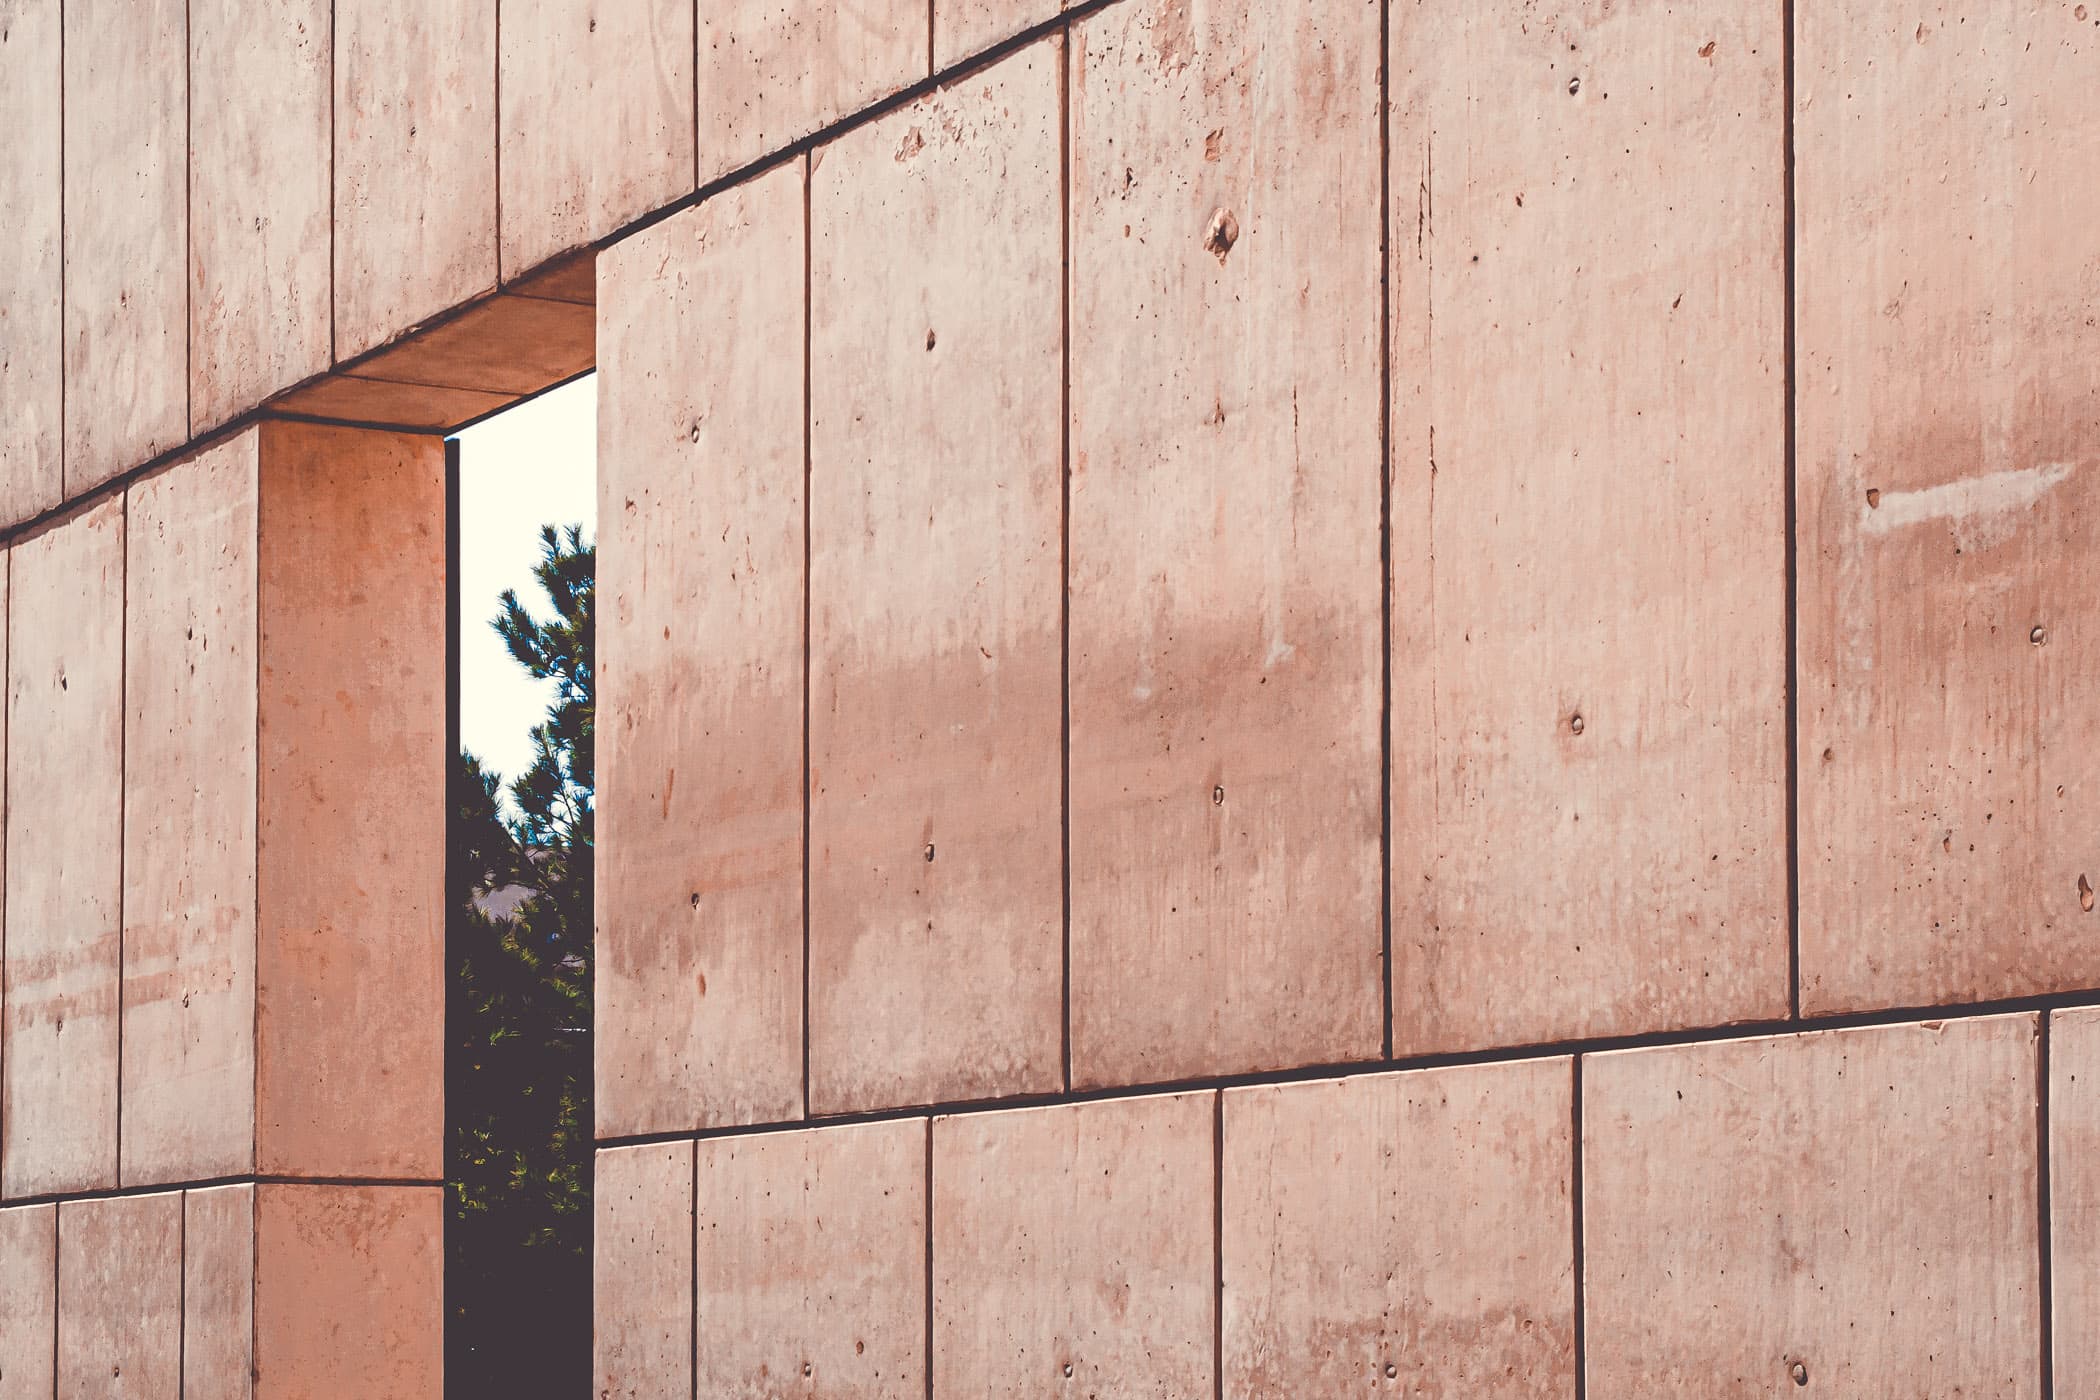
454,374 -> 598,797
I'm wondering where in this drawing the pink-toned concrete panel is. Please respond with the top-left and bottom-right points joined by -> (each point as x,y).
698,0 -> 927,187
1222,1061 -> 1575,1398
255,422 -> 445,1178
593,1142 -> 693,1400
596,163 -> 806,1136
935,0 -> 1060,70
0,1205 -> 55,1400
807,45 -> 1063,1114
1067,0 -> 1382,1087
184,1185 -> 256,1400
1796,5 -> 2100,1014
270,375 -> 513,431
63,0 -> 187,493
254,1185 -> 442,1400
122,436 -> 260,1185
499,0 -> 695,279
56,1192 -> 182,1400
934,1093 -> 1213,1395
189,0 -> 332,431
0,0 -> 62,526
345,292 -> 594,397
1387,2 -> 1789,1054
4,497 -> 124,1199
2056,1008 -> 2100,1399
1584,1016 -> 2041,1395
694,1119 -> 925,1394
333,0 -> 497,359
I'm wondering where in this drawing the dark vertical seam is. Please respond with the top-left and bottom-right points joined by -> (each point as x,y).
1376,0 -> 1394,1063
57,0 -> 67,499
689,0 -> 699,191
442,435 -> 462,1395
328,0 -> 337,362
1782,0 -> 1801,1021
1211,1088 -> 1223,1400
493,0 -> 504,285
800,151 -> 814,1120
252,430 -> 265,1179
922,1115 -> 933,1400
51,1203 -> 62,1390
1,547 -> 9,1186
688,1138 -> 699,1400
1057,18 -> 1073,1096
183,0 -> 192,442
1571,1055 -> 1587,1400
116,487 -> 129,1187
2039,1012 -> 2055,1398
177,1191 -> 188,1398
926,0 -> 935,77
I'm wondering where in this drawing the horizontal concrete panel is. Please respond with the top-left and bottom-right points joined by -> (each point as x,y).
594,1142 -> 693,1400
2056,1008 -> 2100,1400
345,292 -> 594,397
63,0 -> 187,493
1067,0 -> 1383,1087
596,163 -> 806,1136
57,1192 -> 182,1400
4,497 -> 124,1198
255,422 -> 445,1178
271,375 -> 513,431
254,1185 -> 442,1399
0,0 -> 62,527
935,0 -> 1061,69
1796,3 -> 2100,1014
807,43 -> 1063,1114
934,1093 -> 1213,1396
189,0 -> 332,431
695,1120 -> 925,1395
698,0 -> 927,187
500,0 -> 695,279
123,435 -> 260,1185
1222,1061 -> 1575,1398
1584,1016 -> 2041,1396
506,249 -> 595,306
0,1204 -> 55,1400
1388,0 -> 1790,1054
333,0 -> 497,359
184,1184 -> 256,1400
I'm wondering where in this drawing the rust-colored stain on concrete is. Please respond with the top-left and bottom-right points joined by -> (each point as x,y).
346,291 -> 594,399
807,42 -> 1064,1115
254,1184 -> 443,1399
0,1203 -> 56,1400
695,1119 -> 926,1396
181,1184 -> 255,1398
1067,0 -> 1384,1089
57,1192 -> 182,1400
2054,1007 -> 2100,1397
0,0 -> 62,529
1583,1015 -> 2041,1394
594,1141 -> 694,1400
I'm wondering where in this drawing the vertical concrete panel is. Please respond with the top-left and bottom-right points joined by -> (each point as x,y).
0,0 -> 62,526
122,437 -> 259,1185
1584,1016 -> 2041,1395
1067,0 -> 1382,1087
3,498 -> 123,1198
56,1192 -> 182,1400
1221,1062 -> 1575,1398
183,1185 -> 256,1400
698,0 -> 927,187
596,165 -> 805,1136
334,0 -> 497,358
694,1119 -> 925,1394
0,1205 -> 55,1400
1387,3 -> 1790,1054
255,422 -> 445,1178
189,0 -> 332,431
807,46 -> 1063,1114
499,0 -> 695,279
1796,5 -> 2100,1014
934,1093 -> 1213,1395
62,0 -> 187,493
253,1185 -> 442,1400
593,1142 -> 693,1400
2056,1007 -> 2100,1400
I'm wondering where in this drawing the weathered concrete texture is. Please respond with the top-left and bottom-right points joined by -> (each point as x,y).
596,163 -> 806,1137
333,0 -> 497,359
934,1093 -> 1214,1395
935,0 -> 1061,70
0,1204 -> 55,1400
1388,1 -> 1790,1054
253,1184 -> 443,1400
1796,4 -> 2100,1015
499,0 -> 695,280
123,436 -> 259,1186
183,1184 -> 257,1400
270,374 -> 515,432
1221,1061 -> 1575,1398
807,44 -> 1063,1114
0,0 -> 62,528
594,1142 -> 693,1400
346,292 -> 595,398
4,498 -> 124,1199
1067,0 -> 1382,1087
255,422 -> 445,1178
698,0 -> 927,187
62,0 -> 187,494
2056,1008 -> 2100,1400
696,1120 -> 926,1394
56,1192 -> 182,1400
188,0 -> 332,432
1584,1016 -> 2041,1395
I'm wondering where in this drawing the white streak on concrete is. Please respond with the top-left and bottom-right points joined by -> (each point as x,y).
1862,461 -> 2077,540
